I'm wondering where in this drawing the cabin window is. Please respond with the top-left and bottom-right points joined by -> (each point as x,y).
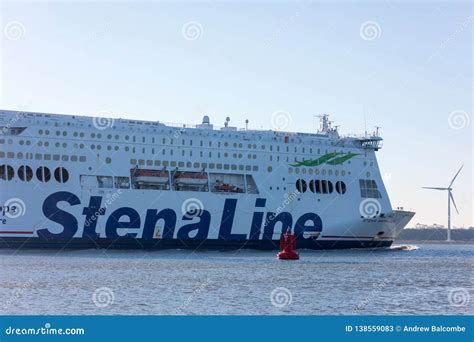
336,181 -> 346,194
54,167 -> 69,183
0,165 -> 14,180
36,166 -> 51,182
296,179 -> 307,193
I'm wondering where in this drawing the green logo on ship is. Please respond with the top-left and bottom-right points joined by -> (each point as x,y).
290,152 -> 359,167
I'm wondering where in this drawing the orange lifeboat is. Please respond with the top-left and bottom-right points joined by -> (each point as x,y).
174,172 -> 208,186
213,180 -> 244,193
134,169 -> 169,185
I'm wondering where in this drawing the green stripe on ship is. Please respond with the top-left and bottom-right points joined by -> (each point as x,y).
290,152 -> 358,167
326,153 -> 359,165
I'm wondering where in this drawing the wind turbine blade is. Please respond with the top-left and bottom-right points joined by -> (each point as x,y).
449,165 -> 464,188
450,192 -> 459,215
422,187 -> 447,190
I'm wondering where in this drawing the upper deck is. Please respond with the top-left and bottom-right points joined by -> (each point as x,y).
0,109 -> 382,151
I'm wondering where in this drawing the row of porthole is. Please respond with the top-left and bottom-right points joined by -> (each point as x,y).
0,165 -> 69,183
291,168 -> 349,177
296,179 -> 347,195
37,129 -> 337,150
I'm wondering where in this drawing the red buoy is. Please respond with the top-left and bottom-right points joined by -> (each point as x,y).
277,229 -> 299,260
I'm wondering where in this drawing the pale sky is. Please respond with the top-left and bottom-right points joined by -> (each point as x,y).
1,0 -> 472,227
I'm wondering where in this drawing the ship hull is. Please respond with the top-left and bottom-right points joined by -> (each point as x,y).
0,236 -> 393,250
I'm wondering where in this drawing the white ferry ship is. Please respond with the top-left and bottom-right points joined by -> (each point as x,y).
0,110 -> 414,250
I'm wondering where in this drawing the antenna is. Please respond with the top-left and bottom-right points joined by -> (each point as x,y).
364,114 -> 367,137
374,126 -> 381,137
245,119 -> 249,130
422,165 -> 463,241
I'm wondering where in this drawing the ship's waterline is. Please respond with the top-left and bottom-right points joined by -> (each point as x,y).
0,110 -> 414,249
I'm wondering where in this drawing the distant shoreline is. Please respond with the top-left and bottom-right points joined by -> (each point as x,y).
395,240 -> 473,245
396,228 -> 473,243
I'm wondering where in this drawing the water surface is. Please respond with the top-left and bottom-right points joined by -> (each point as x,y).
0,243 -> 472,315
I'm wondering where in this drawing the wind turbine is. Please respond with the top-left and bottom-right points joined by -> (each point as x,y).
422,165 -> 463,242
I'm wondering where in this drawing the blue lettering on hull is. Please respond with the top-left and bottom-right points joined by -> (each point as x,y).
39,192 -> 323,242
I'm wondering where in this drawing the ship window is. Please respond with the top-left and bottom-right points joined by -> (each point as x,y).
147,160 -> 153,166
321,180 -> 328,193
217,164 -> 222,170
309,180 -> 316,193
336,181 -> 346,194
54,167 -> 69,183
209,163 -> 215,169
79,156 -> 86,162
328,181 -> 333,193
296,179 -> 307,193
315,180 -> 322,193
139,159 -> 145,165
97,176 -> 113,188
115,176 -> 130,189
36,166 -> 51,182
359,179 -> 381,198
154,160 -> 161,166
71,156 -> 78,162
0,165 -> 14,180
171,161 -> 177,167
18,166 -> 33,181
